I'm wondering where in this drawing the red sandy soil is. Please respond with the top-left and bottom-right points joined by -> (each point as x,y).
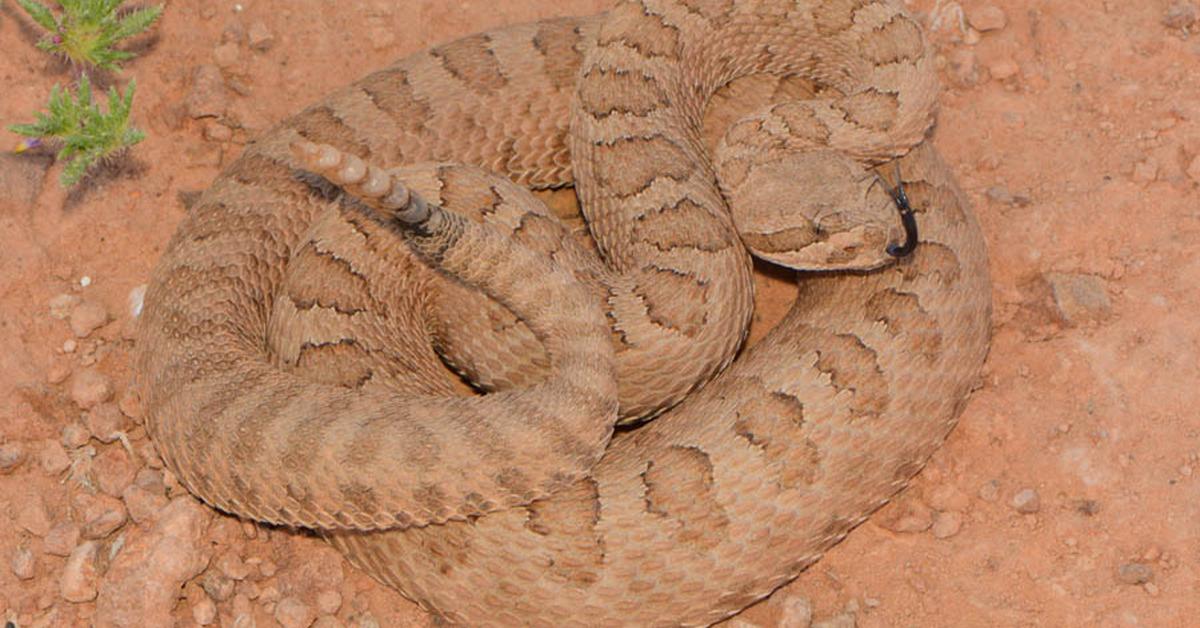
1,1 -> 1199,626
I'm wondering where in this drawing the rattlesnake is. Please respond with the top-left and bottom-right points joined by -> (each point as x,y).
135,1 -> 991,625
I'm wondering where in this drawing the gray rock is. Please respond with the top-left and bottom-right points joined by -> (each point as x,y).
1043,272 -> 1112,325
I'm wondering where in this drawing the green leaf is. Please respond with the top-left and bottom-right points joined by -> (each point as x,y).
10,75 -> 146,186
112,5 -> 162,41
60,150 -> 94,186
16,0 -> 60,33
20,0 -> 164,71
8,121 -> 47,137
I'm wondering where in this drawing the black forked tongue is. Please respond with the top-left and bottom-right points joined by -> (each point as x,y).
886,167 -> 919,258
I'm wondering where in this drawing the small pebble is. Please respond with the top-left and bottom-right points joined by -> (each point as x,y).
932,511 -> 964,539
989,59 -> 1020,81
61,423 -> 91,449
1186,154 -> 1200,183
62,338 -> 78,353
1011,488 -> 1041,514
928,485 -> 971,512
1043,273 -> 1113,325
70,368 -> 114,409
1117,562 -> 1154,585
86,403 -> 129,444
202,570 -> 236,602
0,442 -> 25,474
43,522 -> 82,557
78,492 -> 129,539
128,284 -> 147,319
1132,159 -> 1159,183
11,546 -> 35,580
69,300 -> 109,338
248,20 -> 275,51
134,467 -> 167,494
239,578 -> 262,600
1163,2 -> 1198,30
986,185 -> 1013,204
316,589 -> 343,615
193,598 -> 218,626
122,482 -> 171,525
46,361 -> 72,384
119,389 -> 144,422
38,439 -> 72,475
17,494 -> 52,537
259,557 -> 278,578
186,65 -> 229,119
776,594 -> 813,628
880,500 -> 934,533
217,551 -> 252,581
79,275 -> 92,287
967,5 -> 1008,32
272,595 -> 312,628
95,446 -> 138,497
978,480 -> 1001,502
259,583 -> 281,604
213,42 -> 241,69
61,541 -> 100,602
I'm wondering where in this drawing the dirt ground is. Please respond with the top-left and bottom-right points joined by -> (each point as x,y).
1,0 -> 1198,626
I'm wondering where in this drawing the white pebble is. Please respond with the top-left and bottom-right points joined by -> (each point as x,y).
128,284 -> 147,318
80,276 -> 92,287
1011,488 -> 1041,514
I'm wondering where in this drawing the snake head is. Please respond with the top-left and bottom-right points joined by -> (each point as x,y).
724,150 -> 907,272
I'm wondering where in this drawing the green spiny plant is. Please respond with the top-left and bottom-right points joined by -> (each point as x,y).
9,74 -> 145,186
17,0 -> 163,72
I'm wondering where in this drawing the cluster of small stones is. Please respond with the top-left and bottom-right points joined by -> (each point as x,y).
2,281 -> 388,628
931,2 -> 1200,188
